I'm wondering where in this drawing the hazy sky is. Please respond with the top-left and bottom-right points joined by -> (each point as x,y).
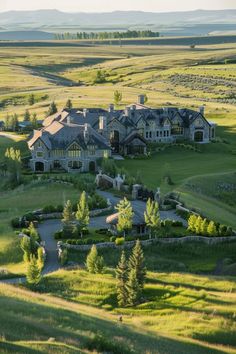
0,0 -> 236,12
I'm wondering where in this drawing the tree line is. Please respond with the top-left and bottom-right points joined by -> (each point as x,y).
54,30 -> 159,41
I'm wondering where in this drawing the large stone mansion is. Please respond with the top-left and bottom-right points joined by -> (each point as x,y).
28,95 -> 216,172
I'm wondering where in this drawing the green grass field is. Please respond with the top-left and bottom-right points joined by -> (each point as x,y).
2,277 -> 235,354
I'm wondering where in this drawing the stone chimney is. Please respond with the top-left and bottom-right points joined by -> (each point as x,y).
83,108 -> 88,118
138,94 -> 145,105
199,106 -> 205,115
84,123 -> 90,144
108,104 -> 114,113
99,116 -> 107,130
131,104 -> 136,111
125,106 -> 131,117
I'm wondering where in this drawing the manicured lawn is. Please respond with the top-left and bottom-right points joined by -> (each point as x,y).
0,182 -> 83,272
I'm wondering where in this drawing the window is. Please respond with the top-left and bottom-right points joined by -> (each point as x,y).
36,151 -> 43,158
149,131 -> 152,138
160,131 -> 163,137
166,131 -> 169,137
88,145 -> 96,155
171,126 -> 184,135
68,143 -> 81,157
156,131 -> 159,137
103,150 -> 109,158
53,149 -> 64,157
146,132 -> 149,139
164,131 -> 166,137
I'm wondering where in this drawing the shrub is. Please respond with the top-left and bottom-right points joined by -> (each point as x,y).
115,237 -> 125,246
54,230 -> 63,240
42,205 -> 56,213
172,220 -> 183,227
85,334 -> 133,354
11,217 -> 21,228
110,236 -> 116,242
60,249 -> 68,266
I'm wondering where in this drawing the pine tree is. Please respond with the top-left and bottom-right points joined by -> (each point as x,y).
30,112 -> 38,129
116,250 -> 128,307
28,93 -> 35,105
37,247 -> 44,271
62,200 -> 74,237
200,218 -> 208,236
127,268 -> 140,306
76,191 -> 90,238
62,200 -> 73,223
26,255 -> 41,285
114,90 -> 122,106
47,101 -> 57,116
128,240 -> 146,290
115,197 -> 133,238
187,214 -> 197,233
195,216 -> 203,235
20,235 -> 31,263
94,255 -> 105,274
207,221 -> 218,237
65,99 -> 72,110
24,109 -> 30,122
86,245 -> 98,273
144,198 -> 160,238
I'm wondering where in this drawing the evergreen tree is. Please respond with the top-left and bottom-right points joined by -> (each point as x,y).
207,221 -> 218,237
94,70 -> 106,84
28,93 -> 35,105
195,216 -> 203,235
47,101 -> 57,116
26,255 -> 41,285
65,99 -> 73,110
62,200 -> 74,237
76,191 -> 90,238
20,235 -> 31,263
30,112 -> 38,129
200,218 -> 208,236
5,147 -> 22,183
116,250 -> 128,307
187,214 -> 197,233
114,90 -> 122,106
127,268 -> 140,306
94,255 -> 105,274
86,245 -> 104,274
115,197 -> 133,238
10,114 -> 19,132
128,240 -> 146,290
24,109 -> 31,122
144,198 -> 160,238
37,247 -> 44,271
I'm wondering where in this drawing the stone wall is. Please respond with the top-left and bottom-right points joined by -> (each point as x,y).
62,235 -> 236,251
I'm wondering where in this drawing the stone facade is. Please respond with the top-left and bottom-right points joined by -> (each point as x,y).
28,95 -> 216,172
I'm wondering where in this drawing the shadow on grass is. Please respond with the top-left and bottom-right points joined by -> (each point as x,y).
0,292 -> 229,354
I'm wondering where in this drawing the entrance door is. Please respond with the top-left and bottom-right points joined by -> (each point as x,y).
110,130 -> 120,153
89,161 -> 96,173
194,131 -> 203,142
35,161 -> 44,172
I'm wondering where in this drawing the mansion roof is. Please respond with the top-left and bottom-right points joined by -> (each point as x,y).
42,103 -> 210,130
28,121 -> 110,150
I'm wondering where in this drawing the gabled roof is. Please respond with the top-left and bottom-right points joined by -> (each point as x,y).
28,121 -> 110,151
120,131 -> 147,146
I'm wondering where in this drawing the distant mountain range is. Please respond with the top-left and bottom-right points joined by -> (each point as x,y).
0,9 -> 236,40
0,9 -> 236,27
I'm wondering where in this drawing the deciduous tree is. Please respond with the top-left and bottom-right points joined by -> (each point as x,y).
144,198 -> 160,238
